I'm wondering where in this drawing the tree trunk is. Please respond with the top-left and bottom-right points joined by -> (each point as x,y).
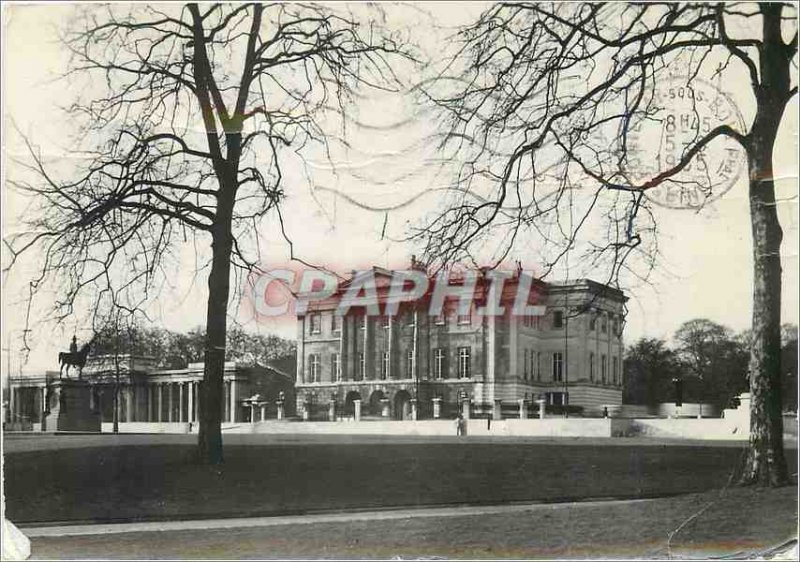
739,3 -> 792,487
741,142 -> 787,486
198,223 -> 234,465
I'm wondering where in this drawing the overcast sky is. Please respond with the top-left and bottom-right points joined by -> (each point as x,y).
2,3 -> 798,376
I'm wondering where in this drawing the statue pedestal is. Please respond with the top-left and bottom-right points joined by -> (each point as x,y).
43,379 -> 100,432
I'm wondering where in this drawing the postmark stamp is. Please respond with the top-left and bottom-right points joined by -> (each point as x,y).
624,76 -> 747,209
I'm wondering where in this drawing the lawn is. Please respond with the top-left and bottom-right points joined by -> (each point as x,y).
5,434 -> 795,524
26,486 -> 800,559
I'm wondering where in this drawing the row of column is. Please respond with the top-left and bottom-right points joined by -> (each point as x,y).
7,379 -> 243,425
142,379 -> 238,423
6,385 -> 46,423
144,381 -> 198,423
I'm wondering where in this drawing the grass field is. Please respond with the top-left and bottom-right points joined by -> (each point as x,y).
5,433 -> 796,524
25,486 -> 799,559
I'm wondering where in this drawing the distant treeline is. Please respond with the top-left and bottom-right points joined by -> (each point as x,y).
91,324 -> 296,371
624,319 -> 798,411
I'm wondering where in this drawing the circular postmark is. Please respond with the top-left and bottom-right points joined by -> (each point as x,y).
624,76 -> 747,209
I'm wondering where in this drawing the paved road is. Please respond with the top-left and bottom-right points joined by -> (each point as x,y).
7,431 -> 788,453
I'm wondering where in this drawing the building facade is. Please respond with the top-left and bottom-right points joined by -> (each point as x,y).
295,267 -> 626,420
5,356 -> 295,430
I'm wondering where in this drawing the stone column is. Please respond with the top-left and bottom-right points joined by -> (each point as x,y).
387,316 -> 394,380
229,379 -> 237,423
362,317 -> 369,380
353,399 -> 362,421
493,399 -> 502,420
147,385 -> 153,422
380,398 -> 390,418
260,403 -> 266,421
168,383 -> 174,422
223,381 -> 229,423
432,397 -> 442,419
196,382 -> 201,423
40,386 -> 47,424
188,382 -> 194,423
536,398 -> 546,419
179,383 -> 184,423
518,399 -> 528,420
126,386 -> 133,422
250,403 -> 257,424
461,398 -> 471,420
157,383 -> 163,422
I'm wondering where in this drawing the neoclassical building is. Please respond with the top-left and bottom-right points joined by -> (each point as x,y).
295,266 -> 626,420
5,356 -> 295,430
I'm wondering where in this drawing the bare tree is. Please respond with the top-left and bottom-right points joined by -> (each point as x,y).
420,2 -> 796,485
5,3 -> 406,464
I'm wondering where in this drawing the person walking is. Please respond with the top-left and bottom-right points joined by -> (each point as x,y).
456,412 -> 466,436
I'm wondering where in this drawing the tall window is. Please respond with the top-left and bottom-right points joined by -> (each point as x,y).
309,354 -> 321,382
457,312 -> 471,325
458,347 -> 471,379
589,314 -> 597,331
552,352 -> 563,382
381,316 -> 390,329
381,352 -> 389,380
553,310 -> 564,329
359,316 -> 366,331
601,354 -> 607,384
309,313 -> 321,335
331,314 -> 341,334
601,314 -> 608,334
358,352 -> 365,380
523,349 -> 529,379
332,353 -> 341,381
434,348 -> 446,379
434,311 -> 446,325
612,356 -> 618,385
537,352 -> 542,381
589,352 -> 595,382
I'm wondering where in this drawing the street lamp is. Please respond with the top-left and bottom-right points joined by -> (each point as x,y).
672,377 -> 683,417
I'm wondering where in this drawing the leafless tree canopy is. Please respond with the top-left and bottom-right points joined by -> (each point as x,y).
417,2 -> 796,283
6,2 -> 405,337
418,1 -> 797,486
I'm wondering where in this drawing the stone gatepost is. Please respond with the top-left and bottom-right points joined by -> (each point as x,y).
493,400 -> 502,420
518,399 -> 528,419
353,399 -> 362,421
329,399 -> 337,421
461,398 -> 471,420
260,404 -> 266,421
432,397 -> 442,419
536,398 -> 546,420
277,399 -> 285,420
380,398 -> 390,418
410,399 -> 418,421
302,400 -> 310,421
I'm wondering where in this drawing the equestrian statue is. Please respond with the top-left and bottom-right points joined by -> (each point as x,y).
58,335 -> 91,379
